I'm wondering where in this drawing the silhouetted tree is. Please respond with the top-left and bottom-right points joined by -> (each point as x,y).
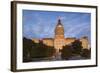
23,37 -> 56,62
23,37 -> 33,62
61,45 -> 73,60
30,41 -> 56,58
81,49 -> 91,59
71,40 -> 83,55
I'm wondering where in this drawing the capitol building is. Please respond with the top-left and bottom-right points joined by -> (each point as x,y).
32,19 -> 89,52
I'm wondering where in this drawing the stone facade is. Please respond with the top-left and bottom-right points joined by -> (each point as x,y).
42,38 -> 54,47
32,19 -> 89,50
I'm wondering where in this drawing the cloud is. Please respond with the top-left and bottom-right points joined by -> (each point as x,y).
64,22 -> 90,37
23,10 -> 91,42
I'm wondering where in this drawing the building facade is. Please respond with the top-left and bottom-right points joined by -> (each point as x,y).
32,19 -> 89,50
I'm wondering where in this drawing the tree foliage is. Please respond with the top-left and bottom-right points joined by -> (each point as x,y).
81,49 -> 91,59
23,37 -> 33,62
23,37 -> 91,61
61,45 -> 73,60
23,37 -> 56,62
71,40 -> 83,54
61,40 -> 83,60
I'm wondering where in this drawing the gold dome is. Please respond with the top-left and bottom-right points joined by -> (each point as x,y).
55,19 -> 64,36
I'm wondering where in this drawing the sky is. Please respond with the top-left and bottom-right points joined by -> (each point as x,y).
23,10 -> 91,42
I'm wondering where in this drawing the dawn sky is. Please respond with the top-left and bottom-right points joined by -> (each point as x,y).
23,10 -> 91,42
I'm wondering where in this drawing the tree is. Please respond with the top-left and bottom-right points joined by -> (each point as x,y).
61,45 -> 73,60
45,46 -> 56,57
23,37 -> 33,62
81,49 -> 91,59
71,40 -> 83,55
30,41 -> 56,58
